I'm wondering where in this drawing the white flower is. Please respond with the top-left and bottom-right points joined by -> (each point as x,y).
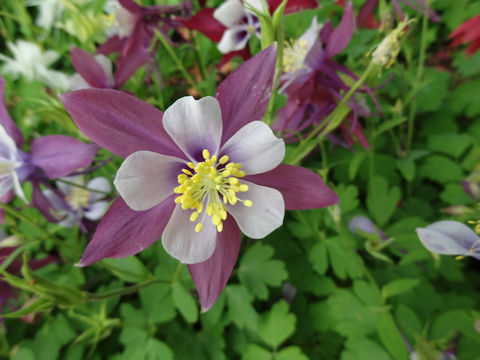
104,0 -> 137,39
213,0 -> 265,53
27,0 -> 65,31
0,41 -> 70,89
43,176 -> 111,228
0,125 -> 26,202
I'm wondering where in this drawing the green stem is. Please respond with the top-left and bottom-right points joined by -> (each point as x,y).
56,178 -> 111,195
286,62 -> 376,165
154,30 -> 199,94
87,279 -> 169,301
190,30 -> 207,82
406,12 -> 428,154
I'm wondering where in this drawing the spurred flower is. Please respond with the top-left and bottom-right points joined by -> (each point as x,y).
60,45 -> 338,310
0,76 -> 98,221
449,15 -> 480,57
416,220 -> 480,260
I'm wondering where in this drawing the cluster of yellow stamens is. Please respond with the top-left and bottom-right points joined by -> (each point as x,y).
283,39 -> 308,74
67,187 -> 90,210
174,149 -> 252,233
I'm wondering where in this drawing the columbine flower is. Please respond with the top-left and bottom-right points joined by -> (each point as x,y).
60,45 -> 338,310
69,47 -> 116,90
179,0 -> 318,65
42,176 -> 111,229
27,0 -> 64,31
449,15 -> 480,57
0,41 -> 69,90
416,220 -> 480,260
0,76 -> 98,221
273,2 -> 374,149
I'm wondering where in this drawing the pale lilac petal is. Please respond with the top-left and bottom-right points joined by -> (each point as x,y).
11,170 -> 27,203
162,205 -> 217,264
188,216 -> 241,311
78,196 -> 176,266
162,96 -> 222,161
227,180 -> 284,239
416,220 -> 480,259
33,184 -> 62,223
0,77 -> 23,147
220,121 -> 285,175
217,26 -> 252,54
30,135 -> 98,179
245,164 -> 339,210
84,200 -> 109,220
216,45 -> 277,143
213,0 -> 245,27
87,177 -> 111,202
114,151 -> 183,211
59,89 -> 184,159
70,47 -> 109,88
349,216 -> 388,240
325,1 -> 354,57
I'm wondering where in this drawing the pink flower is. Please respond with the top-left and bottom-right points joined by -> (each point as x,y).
60,45 -> 338,310
449,15 -> 480,57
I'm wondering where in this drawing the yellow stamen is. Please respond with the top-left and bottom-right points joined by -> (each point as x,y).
174,149 -> 252,234
283,39 -> 308,74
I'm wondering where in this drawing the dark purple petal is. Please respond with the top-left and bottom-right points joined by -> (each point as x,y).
30,135 -> 98,179
59,89 -> 184,159
245,164 -> 338,210
188,216 -> 241,311
357,0 -> 378,28
177,8 -> 226,42
78,195 -> 176,266
215,45 -> 277,144
70,47 -> 109,88
97,36 -> 126,55
31,182 -> 60,223
325,1 -> 355,58
268,0 -> 318,14
0,76 -> 23,147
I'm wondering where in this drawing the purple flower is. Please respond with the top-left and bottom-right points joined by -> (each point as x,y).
273,2 -> 375,149
60,45 -> 339,310
349,215 -> 388,240
416,220 -> 480,260
70,47 -> 116,90
42,176 -> 111,229
0,76 -> 98,220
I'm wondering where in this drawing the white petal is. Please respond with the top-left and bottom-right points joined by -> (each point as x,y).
11,170 -> 27,203
162,96 -> 222,161
162,204 -> 217,264
300,17 -> 321,48
217,26 -> 251,54
221,121 -> 285,175
84,200 -> 109,220
0,124 -> 18,159
58,213 -> 78,228
213,0 -> 245,27
94,54 -> 115,87
227,180 -> 284,239
42,188 -> 65,211
69,73 -> 90,91
114,151 -> 183,211
87,176 -> 111,202
0,176 -> 12,199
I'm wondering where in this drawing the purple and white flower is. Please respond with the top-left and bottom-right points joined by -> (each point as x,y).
213,0 -> 264,54
60,45 -> 339,310
43,176 -> 111,228
416,220 -> 480,260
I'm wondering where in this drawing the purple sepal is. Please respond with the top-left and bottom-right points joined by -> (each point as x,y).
31,182 -> 62,223
59,89 -> 184,159
357,0 -> 378,28
97,36 -> 126,55
245,164 -> 339,210
349,216 -> 388,240
188,216 -> 241,312
71,47 -> 109,88
30,135 -> 98,179
0,76 -> 23,147
325,1 -> 354,58
216,45 -> 277,144
77,196 -> 175,266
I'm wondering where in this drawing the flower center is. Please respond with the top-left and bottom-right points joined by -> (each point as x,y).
67,187 -> 90,210
283,39 -> 309,74
174,149 -> 252,233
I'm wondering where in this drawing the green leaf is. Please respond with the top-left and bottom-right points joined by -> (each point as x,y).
30,315 -> 77,360
309,242 -> 328,275
225,285 -> 258,331
396,158 -> 415,182
238,242 -> 287,300
327,238 -> 363,280
416,69 -> 450,113
102,257 -> 153,283
449,80 -> 480,118
376,312 -> 409,360
376,117 -> 407,136
258,301 -> 296,349
381,278 -> 421,299
172,282 -> 198,323
395,304 -> 422,342
276,346 -> 309,360
427,133 -> 473,158
349,151 -> 367,180
242,344 -> 271,360
420,155 -> 463,183
366,176 -> 401,226
341,338 -> 390,360
337,184 -> 359,214
353,280 -> 382,306
144,339 -> 174,360
139,282 -> 176,324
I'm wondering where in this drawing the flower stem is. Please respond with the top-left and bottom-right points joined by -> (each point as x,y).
87,279 -> 169,301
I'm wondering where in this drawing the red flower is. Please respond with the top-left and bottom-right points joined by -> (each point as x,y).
449,15 -> 480,57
